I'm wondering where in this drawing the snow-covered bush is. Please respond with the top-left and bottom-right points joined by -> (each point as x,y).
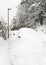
0,16 -> 7,40
11,0 -> 46,30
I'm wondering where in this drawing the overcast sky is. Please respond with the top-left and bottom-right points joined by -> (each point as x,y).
0,0 -> 21,24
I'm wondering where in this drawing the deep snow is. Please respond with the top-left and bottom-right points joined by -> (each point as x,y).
0,27 -> 46,65
0,38 -> 11,65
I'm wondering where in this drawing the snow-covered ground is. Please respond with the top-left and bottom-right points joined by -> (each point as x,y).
0,27 -> 46,65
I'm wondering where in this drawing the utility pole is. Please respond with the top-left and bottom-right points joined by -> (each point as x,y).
8,8 -> 11,38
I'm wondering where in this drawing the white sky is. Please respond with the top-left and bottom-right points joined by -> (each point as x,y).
0,0 -> 21,24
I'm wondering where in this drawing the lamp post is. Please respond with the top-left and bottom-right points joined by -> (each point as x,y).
8,8 -> 11,38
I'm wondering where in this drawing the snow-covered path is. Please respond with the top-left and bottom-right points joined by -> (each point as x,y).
0,38 -> 11,65
0,28 -> 46,65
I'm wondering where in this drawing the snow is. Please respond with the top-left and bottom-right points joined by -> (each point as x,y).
29,3 -> 37,11
17,28 -> 44,48
0,38 -> 11,65
0,27 -> 46,65
29,2 -> 41,12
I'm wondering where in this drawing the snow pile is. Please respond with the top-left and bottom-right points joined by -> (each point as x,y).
16,28 -> 44,48
9,28 -> 46,65
7,28 -> 46,65
0,27 -> 46,65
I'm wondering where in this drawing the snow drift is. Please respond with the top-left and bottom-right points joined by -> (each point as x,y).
0,28 -> 46,65
16,28 -> 44,48
10,28 -> 46,65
